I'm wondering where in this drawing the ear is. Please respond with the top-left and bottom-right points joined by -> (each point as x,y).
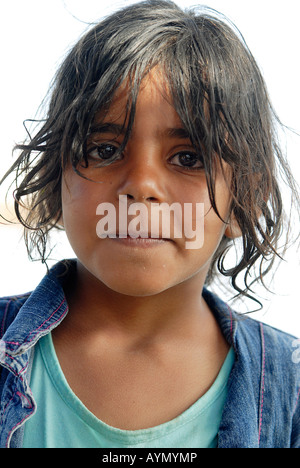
224,214 -> 242,239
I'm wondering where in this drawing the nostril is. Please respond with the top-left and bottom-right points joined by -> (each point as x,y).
124,194 -> 158,202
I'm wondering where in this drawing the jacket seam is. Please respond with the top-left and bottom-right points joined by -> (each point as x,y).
4,298 -> 67,347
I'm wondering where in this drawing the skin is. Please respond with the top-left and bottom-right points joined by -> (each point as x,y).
53,69 -> 238,430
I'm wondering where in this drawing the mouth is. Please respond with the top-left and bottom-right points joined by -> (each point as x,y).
107,232 -> 173,247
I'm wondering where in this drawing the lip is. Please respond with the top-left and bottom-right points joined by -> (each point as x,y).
107,234 -> 172,248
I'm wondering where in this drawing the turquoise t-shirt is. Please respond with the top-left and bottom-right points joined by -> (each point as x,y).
23,333 -> 234,448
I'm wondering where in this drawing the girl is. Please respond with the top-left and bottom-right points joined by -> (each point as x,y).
0,0 -> 299,448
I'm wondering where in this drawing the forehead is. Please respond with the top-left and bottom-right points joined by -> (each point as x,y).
93,68 -> 183,129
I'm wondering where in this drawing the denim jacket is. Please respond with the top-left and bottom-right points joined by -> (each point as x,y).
0,260 -> 299,448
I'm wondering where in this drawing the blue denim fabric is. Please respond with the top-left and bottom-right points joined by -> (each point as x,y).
0,260 -> 299,448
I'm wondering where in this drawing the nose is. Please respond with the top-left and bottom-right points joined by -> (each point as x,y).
116,150 -> 166,203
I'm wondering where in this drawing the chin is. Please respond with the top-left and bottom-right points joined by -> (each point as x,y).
93,268 -> 176,297
81,257 -> 182,297
103,279 -> 173,297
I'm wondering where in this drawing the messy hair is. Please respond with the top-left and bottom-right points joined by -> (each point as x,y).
1,0 -> 299,303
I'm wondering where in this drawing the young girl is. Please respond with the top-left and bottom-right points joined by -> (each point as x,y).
0,0 -> 299,448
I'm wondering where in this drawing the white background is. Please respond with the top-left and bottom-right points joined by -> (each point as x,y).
0,0 -> 299,336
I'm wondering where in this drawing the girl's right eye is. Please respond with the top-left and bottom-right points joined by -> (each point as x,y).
87,143 -> 121,166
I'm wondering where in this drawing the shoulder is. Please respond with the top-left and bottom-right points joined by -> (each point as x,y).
0,293 -> 31,338
239,314 -> 299,361
241,317 -> 300,447
261,320 -> 299,359
259,320 -> 299,383
0,259 -> 75,340
203,287 -> 299,366
237,314 -> 299,394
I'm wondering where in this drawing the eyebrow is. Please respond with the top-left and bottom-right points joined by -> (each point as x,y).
89,123 -> 126,136
164,127 -> 190,139
89,123 -> 191,140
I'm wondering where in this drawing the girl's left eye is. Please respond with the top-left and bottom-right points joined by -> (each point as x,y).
170,152 -> 204,170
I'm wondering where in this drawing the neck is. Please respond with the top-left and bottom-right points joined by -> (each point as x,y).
63,260 -> 212,347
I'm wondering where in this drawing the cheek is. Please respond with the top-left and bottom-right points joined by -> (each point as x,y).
62,170 -> 109,217
177,182 -> 213,233
61,174 -> 99,248
202,182 -> 231,250
183,177 -> 231,248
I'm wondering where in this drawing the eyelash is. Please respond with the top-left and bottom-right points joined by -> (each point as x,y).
87,143 -> 122,167
170,152 -> 204,171
87,143 -> 204,171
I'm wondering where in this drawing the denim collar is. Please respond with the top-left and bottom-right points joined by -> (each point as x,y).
2,261 -> 70,359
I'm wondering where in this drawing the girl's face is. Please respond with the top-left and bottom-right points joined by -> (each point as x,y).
61,69 -> 233,296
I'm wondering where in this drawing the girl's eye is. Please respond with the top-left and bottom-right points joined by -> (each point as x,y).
170,152 -> 204,170
88,143 -> 121,165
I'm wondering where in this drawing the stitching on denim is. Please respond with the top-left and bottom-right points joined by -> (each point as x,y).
18,362 -> 29,376
6,407 -> 35,448
258,323 -> 265,445
16,391 -> 32,409
0,358 -> 29,427
4,298 -> 67,347
1,355 -> 28,380
1,355 -> 22,377
0,360 -> 29,435
25,299 -> 68,344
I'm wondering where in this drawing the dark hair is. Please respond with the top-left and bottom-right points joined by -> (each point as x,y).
1,0 -> 299,304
